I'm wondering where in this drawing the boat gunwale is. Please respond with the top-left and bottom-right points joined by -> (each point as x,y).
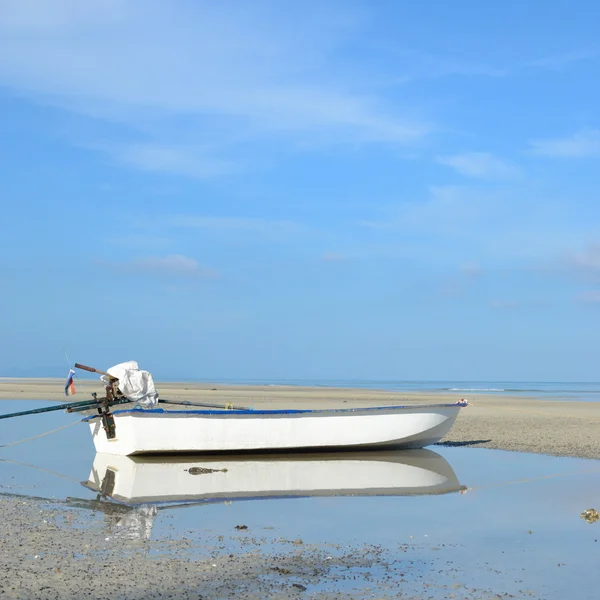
83,402 -> 466,421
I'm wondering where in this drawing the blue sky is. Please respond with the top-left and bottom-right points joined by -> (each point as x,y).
1,0 -> 600,381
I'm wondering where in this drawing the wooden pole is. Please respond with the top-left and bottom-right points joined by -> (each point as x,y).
0,398 -> 107,420
74,363 -> 117,380
158,399 -> 251,411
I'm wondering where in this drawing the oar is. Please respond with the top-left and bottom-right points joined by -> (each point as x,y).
0,397 -> 130,420
158,399 -> 252,411
0,398 -> 104,420
0,397 -> 251,420
66,398 -> 132,413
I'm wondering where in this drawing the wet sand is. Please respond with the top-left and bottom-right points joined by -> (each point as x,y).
0,493 -> 524,600
1,378 -> 600,459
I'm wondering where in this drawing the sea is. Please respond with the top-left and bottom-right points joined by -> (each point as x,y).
208,379 -> 600,402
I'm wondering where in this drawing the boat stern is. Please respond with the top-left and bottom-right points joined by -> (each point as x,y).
87,415 -> 137,455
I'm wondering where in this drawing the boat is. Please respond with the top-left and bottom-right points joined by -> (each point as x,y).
85,402 -> 466,456
83,448 -> 465,506
0,361 -> 468,457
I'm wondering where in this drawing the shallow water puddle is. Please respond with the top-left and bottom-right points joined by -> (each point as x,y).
1,399 -> 600,598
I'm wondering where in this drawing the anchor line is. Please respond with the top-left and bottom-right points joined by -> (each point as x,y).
0,455 -> 82,484
0,418 -> 83,449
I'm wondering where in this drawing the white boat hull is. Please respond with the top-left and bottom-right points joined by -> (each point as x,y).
86,403 -> 464,456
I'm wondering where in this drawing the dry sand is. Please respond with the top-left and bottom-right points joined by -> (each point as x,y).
1,378 -> 600,459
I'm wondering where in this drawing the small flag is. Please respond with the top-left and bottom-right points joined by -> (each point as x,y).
65,369 -> 76,396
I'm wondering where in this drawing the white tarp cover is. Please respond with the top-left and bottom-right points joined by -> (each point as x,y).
101,360 -> 159,407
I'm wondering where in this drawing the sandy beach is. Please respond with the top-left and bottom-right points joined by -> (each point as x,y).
1,379 -> 600,599
1,378 -> 599,459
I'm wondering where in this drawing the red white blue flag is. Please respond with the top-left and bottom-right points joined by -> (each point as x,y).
65,369 -> 76,396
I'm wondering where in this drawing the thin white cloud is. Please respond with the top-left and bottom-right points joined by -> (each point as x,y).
375,41 -> 599,84
0,0 -> 131,31
566,243 -> 600,278
461,262 -> 483,278
439,262 -> 484,297
124,213 -> 329,248
164,216 -> 319,246
357,183 -> 593,268
106,233 -> 172,250
490,300 -> 521,310
523,50 -> 600,71
113,254 -> 217,278
168,215 -> 301,234
321,252 -> 349,262
437,152 -> 517,178
360,185 -> 495,237
577,290 -> 600,304
116,144 -> 238,179
529,129 -> 600,158
0,0 -> 430,177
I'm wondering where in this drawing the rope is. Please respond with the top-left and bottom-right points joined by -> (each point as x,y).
0,456 -> 81,484
0,418 -> 83,449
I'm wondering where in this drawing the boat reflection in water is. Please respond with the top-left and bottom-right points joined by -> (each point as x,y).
85,449 -> 465,505
81,449 -> 465,540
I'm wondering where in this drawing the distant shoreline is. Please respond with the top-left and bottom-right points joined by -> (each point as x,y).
1,378 -> 600,460
2,376 -> 600,401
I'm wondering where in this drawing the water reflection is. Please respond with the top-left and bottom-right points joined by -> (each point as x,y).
78,449 -> 465,540
84,448 -> 465,505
